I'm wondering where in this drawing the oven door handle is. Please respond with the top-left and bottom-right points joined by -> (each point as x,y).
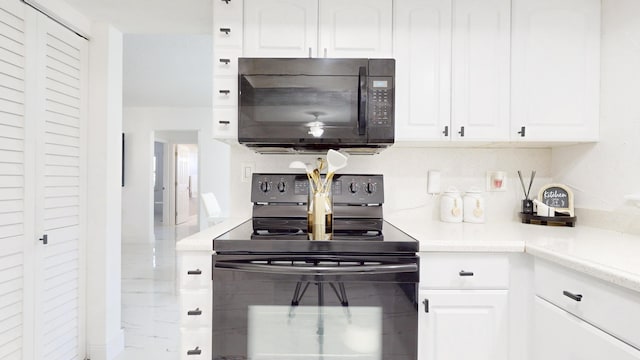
214,261 -> 417,276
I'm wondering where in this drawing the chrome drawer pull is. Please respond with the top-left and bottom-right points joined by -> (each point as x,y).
219,89 -> 231,95
187,346 -> 202,355
220,28 -> 231,35
219,58 -> 231,64
563,290 -> 583,302
459,270 -> 474,277
219,120 -> 231,125
187,308 -> 202,316
187,269 -> 202,275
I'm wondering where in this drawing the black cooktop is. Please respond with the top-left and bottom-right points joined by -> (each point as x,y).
213,219 -> 418,255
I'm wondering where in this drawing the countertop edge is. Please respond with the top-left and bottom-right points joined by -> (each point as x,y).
525,243 -> 640,293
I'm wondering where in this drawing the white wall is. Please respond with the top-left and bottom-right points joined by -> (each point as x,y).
551,0 -> 640,233
229,144 -> 552,223
86,22 -> 124,360
122,107 -> 230,243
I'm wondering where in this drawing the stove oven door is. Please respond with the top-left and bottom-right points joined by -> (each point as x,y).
212,254 -> 419,360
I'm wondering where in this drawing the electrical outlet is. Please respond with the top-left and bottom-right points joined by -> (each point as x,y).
241,162 -> 255,183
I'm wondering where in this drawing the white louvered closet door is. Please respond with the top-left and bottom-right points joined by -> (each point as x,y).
0,0 -> 29,359
31,11 -> 87,360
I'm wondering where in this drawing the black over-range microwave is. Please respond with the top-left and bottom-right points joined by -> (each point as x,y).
237,58 -> 395,154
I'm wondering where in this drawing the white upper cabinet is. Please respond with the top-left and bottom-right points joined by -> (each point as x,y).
318,0 -> 393,58
243,0 -> 393,58
243,0 -> 318,57
511,0 -> 600,141
394,0 -> 452,141
394,0 -> 510,142
451,0 -> 511,141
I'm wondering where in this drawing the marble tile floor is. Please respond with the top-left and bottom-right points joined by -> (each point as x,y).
115,216 -> 199,360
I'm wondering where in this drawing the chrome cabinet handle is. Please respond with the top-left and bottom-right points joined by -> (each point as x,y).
459,270 -> 474,277
220,28 -> 231,35
187,269 -> 202,275
219,58 -> 231,64
39,234 -> 48,245
458,126 -> 465,137
563,290 -> 583,302
442,126 -> 449,137
219,89 -> 231,95
221,0 -> 231,3
423,299 -> 429,313
218,120 -> 231,125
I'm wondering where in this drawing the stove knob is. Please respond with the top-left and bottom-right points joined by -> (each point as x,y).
260,181 -> 271,193
348,182 -> 359,194
277,181 -> 286,193
366,182 -> 376,194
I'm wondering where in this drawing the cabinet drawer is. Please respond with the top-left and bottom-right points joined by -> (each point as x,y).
180,328 -> 211,360
179,254 -> 212,290
213,78 -> 237,106
213,18 -> 243,49
213,50 -> 241,76
420,253 -> 509,289
179,290 -> 212,328
212,108 -> 237,139
535,259 -> 640,349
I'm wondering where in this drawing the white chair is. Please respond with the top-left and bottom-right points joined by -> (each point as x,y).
201,192 -> 223,225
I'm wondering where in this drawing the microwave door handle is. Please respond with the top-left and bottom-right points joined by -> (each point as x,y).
358,66 -> 367,136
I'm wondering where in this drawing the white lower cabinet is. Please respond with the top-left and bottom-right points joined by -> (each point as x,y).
418,253 -> 510,360
533,297 -> 640,360
419,290 -> 509,360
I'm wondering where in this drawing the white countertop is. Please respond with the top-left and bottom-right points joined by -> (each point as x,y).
177,214 -> 640,293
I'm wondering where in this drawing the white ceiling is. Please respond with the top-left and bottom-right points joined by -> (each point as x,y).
63,0 -> 214,107
63,0 -> 212,34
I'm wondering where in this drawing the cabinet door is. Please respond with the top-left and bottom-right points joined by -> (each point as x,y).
419,290 -> 508,360
319,0 -> 392,58
394,0 -> 451,141
32,12 -> 87,360
533,297 -> 640,360
511,0 -> 600,141
451,0 -> 510,141
0,0 -> 30,358
243,0 -> 318,57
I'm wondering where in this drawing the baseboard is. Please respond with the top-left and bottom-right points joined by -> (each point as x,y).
87,329 -> 125,360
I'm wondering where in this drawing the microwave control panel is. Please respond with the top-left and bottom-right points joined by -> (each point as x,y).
369,77 -> 393,127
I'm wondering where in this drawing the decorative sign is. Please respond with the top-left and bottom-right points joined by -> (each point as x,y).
538,184 -> 574,216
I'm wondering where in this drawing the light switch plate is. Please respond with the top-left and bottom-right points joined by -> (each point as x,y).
241,162 -> 255,183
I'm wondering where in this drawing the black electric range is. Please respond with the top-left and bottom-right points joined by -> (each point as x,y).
212,173 -> 418,255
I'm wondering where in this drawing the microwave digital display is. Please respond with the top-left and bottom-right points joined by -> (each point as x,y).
373,80 -> 388,88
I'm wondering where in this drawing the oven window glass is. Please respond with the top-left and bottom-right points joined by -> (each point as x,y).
248,305 -> 382,359
239,75 -> 359,140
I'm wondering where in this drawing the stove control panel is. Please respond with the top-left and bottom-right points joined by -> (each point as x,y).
252,173 -> 384,205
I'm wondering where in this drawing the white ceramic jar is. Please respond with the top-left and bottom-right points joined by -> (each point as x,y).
440,188 -> 463,223
463,189 -> 485,223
